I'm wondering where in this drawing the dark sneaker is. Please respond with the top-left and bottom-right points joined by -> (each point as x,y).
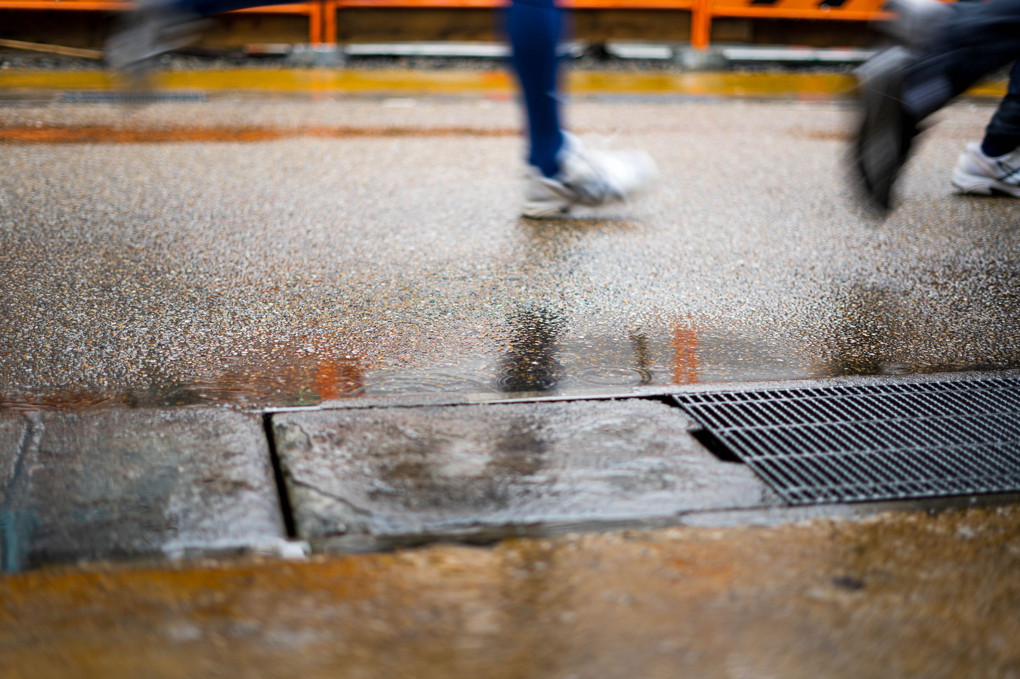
852,46 -> 918,214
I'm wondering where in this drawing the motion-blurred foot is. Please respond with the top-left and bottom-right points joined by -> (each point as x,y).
521,134 -> 658,218
105,1 -> 202,87
852,46 -> 918,214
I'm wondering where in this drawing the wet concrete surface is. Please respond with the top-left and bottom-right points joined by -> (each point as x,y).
1,504 -> 1018,679
2,94 -> 1020,407
272,399 -> 775,551
2,74 -> 1020,673
0,408 -> 287,571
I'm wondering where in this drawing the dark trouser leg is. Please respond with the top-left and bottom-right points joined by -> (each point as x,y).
902,0 -> 1020,122
982,61 -> 1020,156
506,0 -> 565,178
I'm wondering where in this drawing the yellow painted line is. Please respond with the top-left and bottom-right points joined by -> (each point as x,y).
967,81 -> 1010,98
570,71 -> 862,98
0,68 -> 1008,99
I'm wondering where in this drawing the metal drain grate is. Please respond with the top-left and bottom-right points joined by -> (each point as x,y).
60,91 -> 208,104
674,376 -> 1020,504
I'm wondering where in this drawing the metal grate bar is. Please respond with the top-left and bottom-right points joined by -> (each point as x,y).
676,376 -> 1020,504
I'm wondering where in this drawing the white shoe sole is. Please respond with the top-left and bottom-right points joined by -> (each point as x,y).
520,175 -> 574,218
952,168 -> 1020,197
521,199 -> 570,219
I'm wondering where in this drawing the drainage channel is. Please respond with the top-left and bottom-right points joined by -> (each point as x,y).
673,375 -> 1020,505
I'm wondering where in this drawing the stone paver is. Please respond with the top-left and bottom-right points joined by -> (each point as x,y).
0,413 -> 34,572
0,408 -> 287,570
0,414 -> 28,493
272,398 -> 776,550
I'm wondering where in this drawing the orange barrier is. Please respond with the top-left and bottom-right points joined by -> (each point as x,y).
0,0 -> 895,50
698,0 -> 892,48
0,0 -> 327,45
321,0 -> 889,49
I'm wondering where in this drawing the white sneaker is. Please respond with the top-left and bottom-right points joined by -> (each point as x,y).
951,142 -> 1020,197
521,134 -> 658,218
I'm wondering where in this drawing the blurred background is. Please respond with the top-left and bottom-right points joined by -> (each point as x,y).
0,0 -> 893,71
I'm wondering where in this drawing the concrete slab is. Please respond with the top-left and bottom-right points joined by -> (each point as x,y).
0,408 -> 287,570
0,413 -> 29,495
272,398 -> 776,551
0,413 -> 35,572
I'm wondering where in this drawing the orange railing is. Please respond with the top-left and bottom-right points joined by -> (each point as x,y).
0,0 -> 892,50
0,0 -> 326,45
704,0 -> 892,47
324,0 -> 891,48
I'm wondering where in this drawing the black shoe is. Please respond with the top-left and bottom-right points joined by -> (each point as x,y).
852,47 -> 918,214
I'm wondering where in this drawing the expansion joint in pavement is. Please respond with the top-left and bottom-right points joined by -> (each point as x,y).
262,412 -> 298,540
1,413 -> 42,573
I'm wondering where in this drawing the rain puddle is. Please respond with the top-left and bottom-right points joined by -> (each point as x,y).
0,322 -> 816,410
8,306 -> 1020,412
362,323 -> 813,401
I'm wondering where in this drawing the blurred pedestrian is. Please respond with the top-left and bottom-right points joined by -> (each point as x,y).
854,0 -> 1020,212
106,0 -> 657,218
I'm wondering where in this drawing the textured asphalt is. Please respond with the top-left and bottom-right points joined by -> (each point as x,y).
2,89 -> 1018,408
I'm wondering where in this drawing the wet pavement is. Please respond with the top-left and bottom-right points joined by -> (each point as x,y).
2,84 -> 1019,408
2,67 -> 1020,675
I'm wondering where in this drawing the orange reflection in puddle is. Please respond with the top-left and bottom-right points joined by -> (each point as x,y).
0,336 -> 367,410
672,321 -> 700,385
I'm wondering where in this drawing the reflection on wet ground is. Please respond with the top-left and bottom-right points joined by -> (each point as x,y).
9,296 -> 1017,410
5,252 -> 1020,410
0,321 -> 817,409
497,306 -> 565,394
816,260 -> 1020,378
